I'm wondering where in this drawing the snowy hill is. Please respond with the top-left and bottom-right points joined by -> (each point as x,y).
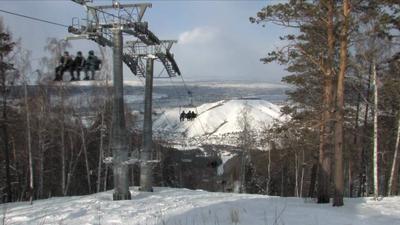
2,187 -> 399,225
153,99 -> 286,147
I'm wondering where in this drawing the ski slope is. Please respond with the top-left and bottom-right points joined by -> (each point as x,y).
153,99 -> 286,146
2,187 -> 399,225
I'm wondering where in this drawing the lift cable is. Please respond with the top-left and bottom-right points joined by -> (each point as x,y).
135,73 -> 205,147
166,76 -> 209,147
177,74 -> 208,135
0,9 -> 69,28
136,76 -> 176,136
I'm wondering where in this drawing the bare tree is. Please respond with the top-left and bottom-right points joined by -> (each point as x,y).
96,45 -> 111,193
388,109 -> 400,196
14,48 -> 34,202
372,61 -> 379,199
237,102 -> 255,193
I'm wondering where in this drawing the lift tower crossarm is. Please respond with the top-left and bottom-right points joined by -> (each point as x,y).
124,40 -> 181,77
69,1 -> 159,45
125,40 -> 177,57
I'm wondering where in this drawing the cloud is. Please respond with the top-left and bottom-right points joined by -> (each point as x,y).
173,26 -> 286,82
178,27 -> 219,45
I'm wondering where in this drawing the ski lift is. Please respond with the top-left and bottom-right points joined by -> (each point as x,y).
53,50 -> 103,82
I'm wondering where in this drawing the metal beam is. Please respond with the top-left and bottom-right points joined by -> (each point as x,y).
123,40 -> 181,77
95,3 -> 152,10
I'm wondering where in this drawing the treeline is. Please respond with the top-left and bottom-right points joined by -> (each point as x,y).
250,0 -> 399,206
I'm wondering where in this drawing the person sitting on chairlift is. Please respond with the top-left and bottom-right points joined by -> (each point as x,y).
185,110 -> 197,121
84,50 -> 101,80
190,111 -> 197,120
180,110 -> 186,122
54,51 -> 73,81
71,51 -> 86,81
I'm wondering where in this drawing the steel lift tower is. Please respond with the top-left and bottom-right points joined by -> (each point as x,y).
69,0 -> 161,200
124,40 -> 181,191
68,0 -> 181,199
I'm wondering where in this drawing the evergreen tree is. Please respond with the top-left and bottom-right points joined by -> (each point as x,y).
251,0 -> 399,204
0,18 -> 16,203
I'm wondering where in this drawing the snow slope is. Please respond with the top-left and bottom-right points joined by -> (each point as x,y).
2,187 -> 399,225
153,99 -> 285,146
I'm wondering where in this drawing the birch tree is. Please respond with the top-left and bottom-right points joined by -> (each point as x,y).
237,102 -> 255,193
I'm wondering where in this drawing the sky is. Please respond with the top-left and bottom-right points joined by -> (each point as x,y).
0,0 -> 289,83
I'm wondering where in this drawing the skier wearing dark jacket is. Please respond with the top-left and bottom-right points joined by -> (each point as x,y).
84,50 -> 101,80
54,51 -> 73,81
72,51 -> 85,81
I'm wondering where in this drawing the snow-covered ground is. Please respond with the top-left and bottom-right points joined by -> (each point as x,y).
1,187 -> 399,225
153,99 -> 286,147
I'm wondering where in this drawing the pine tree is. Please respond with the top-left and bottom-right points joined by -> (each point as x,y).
0,18 -> 16,203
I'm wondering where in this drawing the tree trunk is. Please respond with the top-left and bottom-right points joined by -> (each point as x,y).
97,110 -> 105,193
37,100 -> 45,199
24,81 -> 34,203
60,84 -> 66,196
1,71 -> 12,203
64,135 -> 84,196
37,85 -> 49,199
64,134 -> 75,196
308,161 -> 318,198
240,151 -> 247,193
358,69 -> 371,197
388,112 -> 400,196
38,140 -> 44,198
318,0 -> 335,204
372,61 -> 379,199
333,0 -> 350,207
352,88 -> 361,198
80,120 -> 92,194
12,138 -> 23,201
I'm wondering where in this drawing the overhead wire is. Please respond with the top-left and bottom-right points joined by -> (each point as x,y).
166,75 -> 208,146
134,68 -> 207,147
175,78 -> 210,147
177,74 -> 207,135
135,75 -> 177,137
0,9 -> 69,28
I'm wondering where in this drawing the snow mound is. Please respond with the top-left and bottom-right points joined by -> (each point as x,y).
153,99 -> 285,146
2,187 -> 399,225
